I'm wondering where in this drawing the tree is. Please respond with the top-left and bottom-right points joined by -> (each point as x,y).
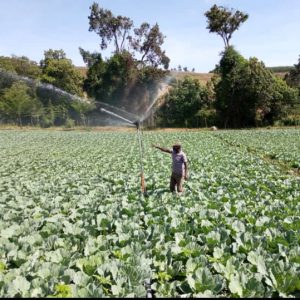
81,50 -> 136,105
71,100 -> 95,126
0,56 -> 15,72
82,3 -> 170,119
87,2 -> 170,69
157,77 -> 210,127
11,56 -> 41,78
40,100 -> 55,128
40,49 -> 84,97
0,55 -> 41,79
196,108 -> 216,127
88,2 -> 133,53
285,55 -> 300,93
214,46 -> 298,128
0,81 -> 36,127
40,49 -> 66,67
130,23 -> 170,69
205,4 -> 248,48
79,49 -> 107,100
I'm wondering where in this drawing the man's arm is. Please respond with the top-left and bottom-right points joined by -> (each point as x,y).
184,161 -> 188,180
152,144 -> 172,154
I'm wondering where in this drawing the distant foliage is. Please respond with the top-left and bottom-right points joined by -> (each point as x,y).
267,66 -> 293,73
285,56 -> 300,92
0,53 -> 91,127
0,55 -> 41,78
157,77 -> 211,127
0,81 -> 37,127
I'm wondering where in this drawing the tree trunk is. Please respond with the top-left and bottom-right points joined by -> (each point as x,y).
18,116 -> 23,129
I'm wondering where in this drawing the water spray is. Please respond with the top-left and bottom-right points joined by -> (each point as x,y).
100,108 -> 136,126
100,108 -> 147,195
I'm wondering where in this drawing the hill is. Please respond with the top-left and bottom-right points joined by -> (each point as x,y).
76,67 -> 289,85
170,71 -> 214,85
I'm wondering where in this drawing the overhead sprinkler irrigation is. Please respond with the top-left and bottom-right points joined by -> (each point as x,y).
99,80 -> 172,195
140,80 -> 170,122
100,108 -> 136,126
100,107 -> 147,195
1,66 -> 169,196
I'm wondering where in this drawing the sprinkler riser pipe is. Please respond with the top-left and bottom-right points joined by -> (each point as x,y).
133,120 -> 141,129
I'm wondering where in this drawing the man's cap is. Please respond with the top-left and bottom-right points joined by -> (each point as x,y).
173,143 -> 181,148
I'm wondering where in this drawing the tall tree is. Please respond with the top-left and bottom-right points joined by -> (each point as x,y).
205,5 -> 248,48
87,2 -> 170,69
88,2 -> 133,53
130,23 -> 170,69
79,48 -> 107,100
82,3 -> 170,117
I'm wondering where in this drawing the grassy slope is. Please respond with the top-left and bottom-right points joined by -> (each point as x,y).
76,66 -> 286,86
170,71 -> 214,85
170,70 -> 288,85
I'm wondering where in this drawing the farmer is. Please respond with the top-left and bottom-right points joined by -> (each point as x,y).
152,143 -> 188,194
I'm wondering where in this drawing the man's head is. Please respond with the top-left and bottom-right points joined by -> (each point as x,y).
172,143 -> 181,153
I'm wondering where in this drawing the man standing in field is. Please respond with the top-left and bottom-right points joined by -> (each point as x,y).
152,143 -> 188,194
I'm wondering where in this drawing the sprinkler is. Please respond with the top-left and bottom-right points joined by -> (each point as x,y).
100,108 -> 147,195
133,120 -> 140,129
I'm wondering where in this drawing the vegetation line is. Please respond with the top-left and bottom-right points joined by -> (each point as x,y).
213,133 -> 300,177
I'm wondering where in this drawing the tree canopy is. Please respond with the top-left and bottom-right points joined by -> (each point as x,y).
87,2 -> 169,70
157,77 -> 210,127
205,5 -> 248,48
0,55 -> 41,78
214,46 -> 298,127
88,2 -> 133,53
40,49 -> 84,97
0,81 -> 37,126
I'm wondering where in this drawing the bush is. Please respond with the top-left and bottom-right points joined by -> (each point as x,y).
64,117 -> 75,128
278,115 -> 300,126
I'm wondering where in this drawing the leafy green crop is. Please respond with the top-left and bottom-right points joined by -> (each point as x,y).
0,129 -> 299,297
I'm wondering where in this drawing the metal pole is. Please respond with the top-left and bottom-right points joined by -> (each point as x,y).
137,126 -> 146,194
100,108 -> 147,194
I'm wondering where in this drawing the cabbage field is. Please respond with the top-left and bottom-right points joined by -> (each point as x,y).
0,128 -> 299,297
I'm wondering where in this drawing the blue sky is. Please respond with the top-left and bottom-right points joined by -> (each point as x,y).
0,0 -> 299,72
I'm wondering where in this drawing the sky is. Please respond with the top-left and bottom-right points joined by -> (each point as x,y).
0,0 -> 299,73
